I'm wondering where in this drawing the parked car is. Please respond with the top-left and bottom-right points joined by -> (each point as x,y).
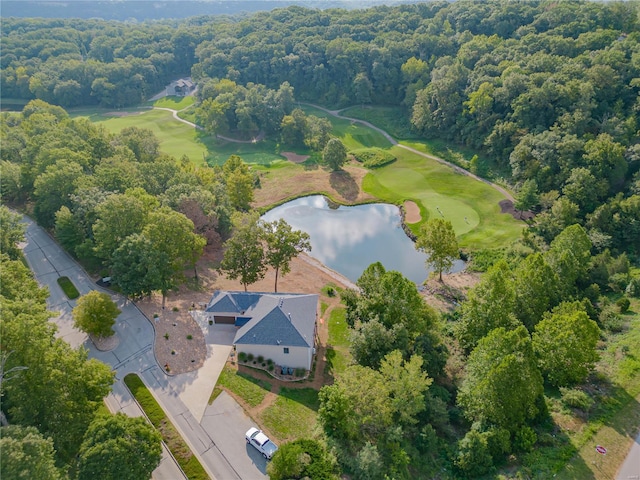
245,427 -> 278,460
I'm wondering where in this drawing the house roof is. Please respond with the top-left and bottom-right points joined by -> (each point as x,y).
205,291 -> 318,348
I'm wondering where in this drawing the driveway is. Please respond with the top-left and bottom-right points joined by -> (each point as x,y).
19,216 -> 262,480
202,391 -> 269,479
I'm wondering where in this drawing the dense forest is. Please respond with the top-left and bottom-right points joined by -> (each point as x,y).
1,1 -> 640,479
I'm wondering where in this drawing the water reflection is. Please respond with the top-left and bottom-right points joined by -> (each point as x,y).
261,196 -> 465,284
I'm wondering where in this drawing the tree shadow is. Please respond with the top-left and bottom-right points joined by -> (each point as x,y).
329,170 -> 359,201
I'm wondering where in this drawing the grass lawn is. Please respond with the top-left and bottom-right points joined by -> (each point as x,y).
340,105 -> 419,140
551,298 -> 640,480
363,145 -> 523,249
325,307 -> 352,378
211,366 -> 272,407
124,373 -> 208,480
301,105 -> 392,150
57,276 -> 79,300
260,387 -> 319,442
151,96 -> 194,110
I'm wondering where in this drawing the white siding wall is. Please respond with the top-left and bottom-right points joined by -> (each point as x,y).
236,344 -> 312,370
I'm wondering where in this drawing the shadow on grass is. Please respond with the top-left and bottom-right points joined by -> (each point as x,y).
278,387 -> 320,412
329,169 -> 359,201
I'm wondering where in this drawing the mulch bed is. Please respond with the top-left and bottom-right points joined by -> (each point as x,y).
145,307 -> 207,375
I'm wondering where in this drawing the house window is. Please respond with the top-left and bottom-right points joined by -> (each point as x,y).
283,347 -> 289,354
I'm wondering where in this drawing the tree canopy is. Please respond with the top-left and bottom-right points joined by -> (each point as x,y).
72,291 -> 121,338
416,218 -> 459,282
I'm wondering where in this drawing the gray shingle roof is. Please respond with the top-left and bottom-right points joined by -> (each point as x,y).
206,291 -> 318,348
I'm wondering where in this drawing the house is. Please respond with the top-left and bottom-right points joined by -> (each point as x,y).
173,78 -> 195,96
205,291 -> 318,370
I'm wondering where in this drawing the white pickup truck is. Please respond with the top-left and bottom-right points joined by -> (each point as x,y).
245,427 -> 278,460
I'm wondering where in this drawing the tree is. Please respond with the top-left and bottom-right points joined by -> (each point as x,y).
0,206 -> 25,260
532,302 -> 600,386
33,159 -> 84,228
219,212 -> 266,291
513,179 -> 538,218
323,138 -> 347,171
416,218 -> 459,282
545,224 -> 592,296
111,233 -> 162,299
457,326 -> 544,434
263,218 -> 311,292
223,155 -> 254,211
513,253 -> 560,331
54,206 -> 85,255
267,439 -> 338,480
77,413 -> 162,480
0,425 -> 61,480
456,260 -> 520,352
72,291 -> 121,338
350,319 -> 408,370
142,207 -> 206,307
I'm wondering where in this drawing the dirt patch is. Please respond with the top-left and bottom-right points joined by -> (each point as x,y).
403,200 -> 421,223
281,151 -> 310,164
254,163 -> 376,208
499,199 -> 535,221
422,271 -> 480,312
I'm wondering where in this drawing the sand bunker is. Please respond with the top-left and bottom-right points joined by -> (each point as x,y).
281,151 -> 310,163
403,200 -> 421,223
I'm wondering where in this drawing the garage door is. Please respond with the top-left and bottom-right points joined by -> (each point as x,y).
214,315 -> 236,324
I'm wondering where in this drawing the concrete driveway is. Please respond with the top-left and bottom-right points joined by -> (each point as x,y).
201,391 -> 269,479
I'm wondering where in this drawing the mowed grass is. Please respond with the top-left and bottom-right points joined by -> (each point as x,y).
325,307 -> 352,377
151,96 -> 194,110
260,387 -> 319,442
340,105 -> 419,140
72,108 -> 210,165
363,145 -> 523,249
301,105 -> 392,150
211,366 -> 272,407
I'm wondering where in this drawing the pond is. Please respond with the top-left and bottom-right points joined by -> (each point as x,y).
261,195 -> 465,284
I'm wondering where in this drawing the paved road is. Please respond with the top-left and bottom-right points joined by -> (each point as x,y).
617,429 -> 640,479
20,216 -> 263,480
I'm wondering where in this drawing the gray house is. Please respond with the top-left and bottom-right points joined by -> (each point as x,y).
205,291 -> 318,370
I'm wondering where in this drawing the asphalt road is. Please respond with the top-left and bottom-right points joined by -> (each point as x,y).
20,216 -> 265,480
617,430 -> 640,479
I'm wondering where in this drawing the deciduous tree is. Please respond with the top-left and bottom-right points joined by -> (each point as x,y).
77,413 -> 162,480
416,218 -> 459,282
532,302 -> 600,386
323,138 -> 347,171
72,291 -> 121,338
0,425 -> 61,480
457,326 -> 544,434
263,218 -> 311,292
219,212 -> 266,291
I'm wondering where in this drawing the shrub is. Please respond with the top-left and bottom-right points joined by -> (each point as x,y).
617,296 -> 631,313
350,147 -> 396,168
164,333 -> 169,340
186,334 -> 193,340
626,278 -> 640,297
172,306 -> 179,312
153,313 -> 159,318
57,276 -> 79,299
247,353 -> 254,361
267,358 -> 273,365
560,387 -> 594,411
238,352 -> 247,362
599,307 -> 624,332
257,355 -> 264,363
455,430 -> 494,478
514,426 -> 537,452
268,365 -> 274,372
294,368 -> 306,377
